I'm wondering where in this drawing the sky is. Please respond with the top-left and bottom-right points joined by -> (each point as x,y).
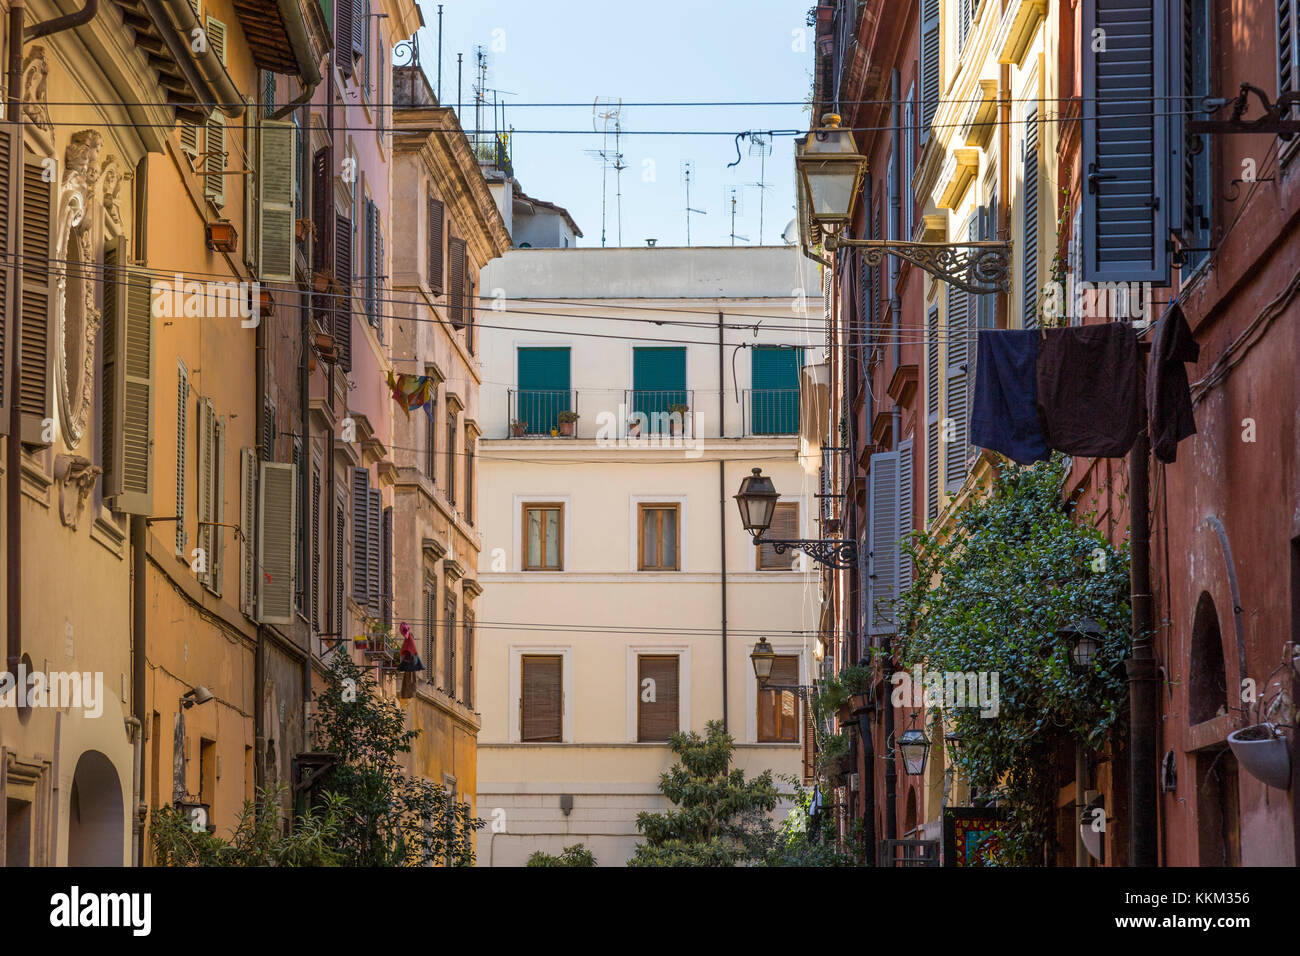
409,0 -> 814,248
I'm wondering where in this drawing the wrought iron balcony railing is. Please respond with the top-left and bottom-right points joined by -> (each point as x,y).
508,389 -> 579,437
744,388 -> 800,436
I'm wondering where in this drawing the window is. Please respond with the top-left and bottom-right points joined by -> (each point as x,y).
750,346 -> 801,435
515,347 -> 571,435
198,738 -> 216,814
757,655 -> 800,743
520,654 -> 563,742
522,503 -> 563,570
445,411 -> 457,506
427,193 -> 445,292
422,575 -> 437,682
918,0 -> 941,144
449,236 -> 467,329
424,399 -> 437,479
443,589 -> 456,698
1022,106 -> 1040,328
464,427 -> 475,524
637,655 -> 679,742
1181,0 -> 1213,273
631,347 -> 687,434
757,502 -> 798,569
1279,0 -> 1298,113
463,611 -> 474,709
175,361 -> 189,555
638,503 -> 679,571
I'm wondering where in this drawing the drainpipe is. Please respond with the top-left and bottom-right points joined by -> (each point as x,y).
718,312 -> 729,729
268,0 -> 325,121
857,709 -> 876,859
125,715 -> 143,866
997,63 -> 1011,330
23,0 -> 95,39
131,515 -> 147,864
1127,401 -> 1158,866
254,269 -> 268,797
300,148 -> 313,751
889,68 -> 902,371
5,0 -> 24,678
159,0 -> 245,118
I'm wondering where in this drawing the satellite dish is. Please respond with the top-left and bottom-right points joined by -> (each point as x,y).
781,218 -> 798,246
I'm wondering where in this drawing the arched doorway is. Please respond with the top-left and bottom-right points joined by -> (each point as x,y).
1189,592 -> 1228,724
67,750 -> 124,866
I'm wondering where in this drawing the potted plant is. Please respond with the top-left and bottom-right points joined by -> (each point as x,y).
557,410 -> 579,436
840,664 -> 873,714
1227,723 -> 1291,789
667,403 -> 689,435
510,419 -> 528,437
627,417 -> 643,437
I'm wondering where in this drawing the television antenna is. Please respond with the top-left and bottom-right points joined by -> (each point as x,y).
746,132 -> 773,244
587,97 -> 626,246
728,189 -> 749,246
681,160 -> 706,246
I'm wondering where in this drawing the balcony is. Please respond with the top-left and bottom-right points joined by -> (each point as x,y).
744,389 -> 801,436
624,389 -> 694,437
508,389 -> 579,437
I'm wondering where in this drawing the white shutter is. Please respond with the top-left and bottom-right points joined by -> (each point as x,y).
205,16 -> 226,63
925,306 -> 941,522
259,120 -> 296,281
197,397 -> 215,589
867,450 -> 900,636
257,461 -> 297,624
944,273 -> 971,494
919,0 -> 941,144
179,120 -> 200,160
103,261 -> 154,513
204,113 -> 226,207
240,448 -> 257,617
897,438 -> 914,596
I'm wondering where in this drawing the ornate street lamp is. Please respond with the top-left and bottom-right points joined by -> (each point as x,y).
795,114 -> 1011,295
1058,618 -> 1105,670
897,716 -> 932,777
750,637 -> 777,687
734,468 -> 859,570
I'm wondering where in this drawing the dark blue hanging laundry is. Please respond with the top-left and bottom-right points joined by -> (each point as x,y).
970,329 -> 1051,465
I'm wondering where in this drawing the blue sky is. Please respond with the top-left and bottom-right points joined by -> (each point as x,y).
410,0 -> 813,248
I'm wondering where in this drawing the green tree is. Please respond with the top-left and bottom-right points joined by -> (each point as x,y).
755,776 -> 858,867
311,653 -> 484,866
893,456 -> 1131,864
628,720 -> 779,866
151,785 -> 346,867
526,843 -> 598,867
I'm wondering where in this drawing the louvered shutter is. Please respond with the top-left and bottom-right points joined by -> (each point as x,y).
312,463 -> 321,630
337,0 -> 355,79
801,696 -> 815,783
427,195 -> 444,292
364,199 -> 377,325
944,272 -> 971,494
352,0 -> 365,58
867,450 -> 899,635
366,488 -> 381,617
463,612 -> 474,708
444,591 -> 456,697
637,655 -> 680,742
903,94 -> 915,238
102,259 -> 154,512
978,197 -> 996,330
1022,108 -> 1040,329
20,157 -> 53,444
423,578 -> 436,680
897,438 -> 914,596
205,16 -> 226,62
261,395 -> 276,462
758,656 -> 799,741
1080,0 -> 1171,282
957,0 -> 971,48
312,146 -> 332,276
335,213 -> 353,371
351,467 -> 369,604
465,268 -> 473,354
257,461 -> 297,624
520,655 -> 562,742
259,120 -> 296,281
198,398 -> 216,589
179,119 -> 200,159
448,237 -> 466,328
212,415 -> 226,595
758,502 -> 799,569
175,363 -> 189,554
919,0 -> 941,145
1281,1 -> 1299,114
380,505 -> 392,627
204,114 -> 226,207
240,448 -> 257,617
334,500 -> 346,633
925,305 -> 940,521
263,71 -> 277,117
0,128 -> 15,435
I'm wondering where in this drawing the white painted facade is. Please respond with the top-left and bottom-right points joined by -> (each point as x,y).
474,246 -> 826,866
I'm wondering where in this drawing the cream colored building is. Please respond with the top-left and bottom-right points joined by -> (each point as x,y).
474,245 -> 823,866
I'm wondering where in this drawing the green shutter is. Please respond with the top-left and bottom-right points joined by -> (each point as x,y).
516,347 -> 571,434
751,346 -> 800,435
632,347 -> 686,432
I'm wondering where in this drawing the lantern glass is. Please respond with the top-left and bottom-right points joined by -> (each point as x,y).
750,638 -> 776,686
1059,618 -> 1105,670
898,727 -> 931,776
796,114 -> 866,226
734,468 -> 780,535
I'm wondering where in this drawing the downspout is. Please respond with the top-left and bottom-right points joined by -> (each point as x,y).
300,131 -> 313,751
159,0 -> 245,117
269,0 -> 325,120
718,312 -> 728,729
1127,397 -> 1158,865
131,516 -> 147,864
996,63 -> 1011,329
882,405 -> 901,844
125,715 -> 143,866
254,280 -> 268,797
23,0 -> 96,39
5,0 -> 24,679
889,68 -> 902,370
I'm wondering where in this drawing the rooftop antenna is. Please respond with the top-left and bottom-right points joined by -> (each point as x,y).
681,160 -> 706,246
436,4 -> 443,102
587,97 -> 625,247
746,132 -> 773,244
728,189 -> 749,246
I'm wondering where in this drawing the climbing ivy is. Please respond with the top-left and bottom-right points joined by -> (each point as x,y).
893,456 -> 1131,864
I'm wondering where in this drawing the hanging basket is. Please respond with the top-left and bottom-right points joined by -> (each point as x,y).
1227,723 -> 1292,789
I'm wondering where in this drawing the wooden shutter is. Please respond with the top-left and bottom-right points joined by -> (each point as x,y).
463,611 -> 474,708
261,395 -> 276,462
1022,108 -> 1040,329
801,696 -> 815,783
175,362 -> 189,554
351,0 -> 365,58
1281,0 -> 1299,111
1080,0 -> 1171,282
380,505 -> 392,627
335,213 -> 353,371
312,463 -> 321,630
179,119 -> 200,159
364,199 -> 376,324
422,577 -> 436,680
212,415 -> 226,595
925,305 -> 940,522
351,467 -> 369,604
337,0 -> 355,79
758,502 -> 798,569
448,237 -> 466,328
197,398 -> 216,590
334,500 -> 346,634
445,412 -> 456,506
427,195 -> 444,292
918,0 -> 941,145
897,438 -> 914,596
520,655 -> 562,742
102,258 -> 153,513
257,461 -> 296,624
259,120 -> 296,281
637,655 -> 679,742
312,146 -> 333,276
0,127 -> 15,435
867,450 -> 900,635
758,656 -> 799,742
21,157 -> 53,444
464,430 -> 474,524
205,15 -> 226,62
366,487 -> 381,617
443,590 -> 456,697
240,448 -> 257,617
944,275 -> 970,494
204,113 -> 226,207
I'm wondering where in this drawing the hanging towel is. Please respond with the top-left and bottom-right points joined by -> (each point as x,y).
1147,303 -> 1200,463
1036,322 -> 1141,458
970,330 -> 1051,465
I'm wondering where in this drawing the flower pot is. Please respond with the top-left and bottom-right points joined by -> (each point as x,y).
627,422 -> 642,437
511,425 -> 527,437
850,693 -> 871,715
559,421 -> 575,436
1227,723 -> 1292,789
